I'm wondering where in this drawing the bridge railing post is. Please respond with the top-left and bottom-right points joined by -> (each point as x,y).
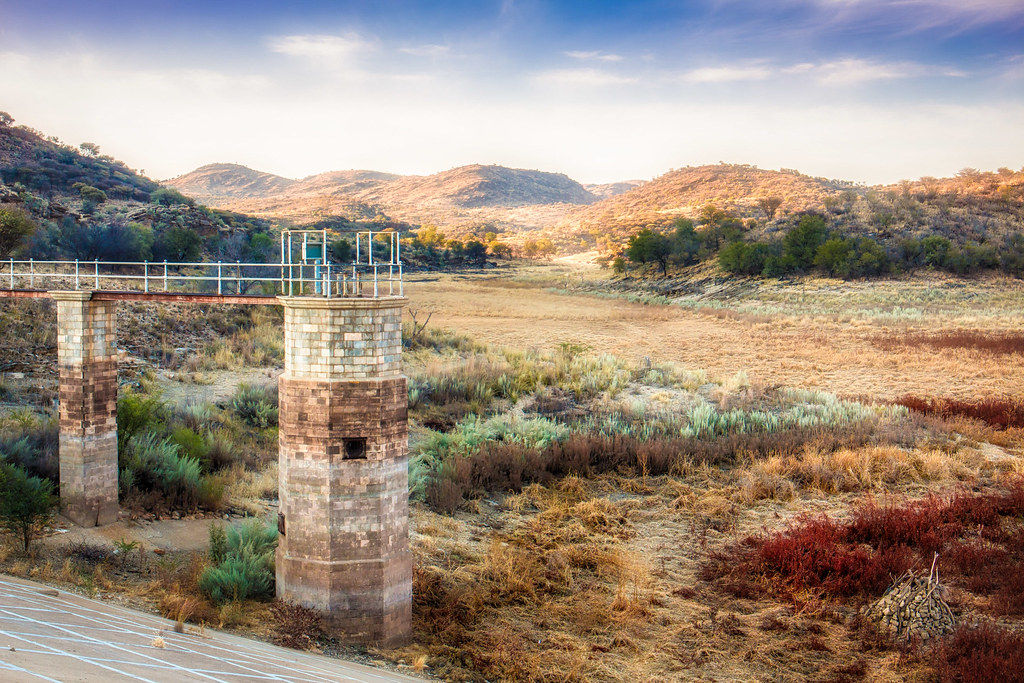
217,262 -> 222,295
9,258 -> 13,289
163,260 -> 168,291
29,258 -> 34,289
94,259 -> 99,289
75,259 -> 80,289
143,261 -> 149,293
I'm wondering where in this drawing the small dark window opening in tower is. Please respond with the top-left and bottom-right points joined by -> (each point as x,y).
343,438 -> 367,460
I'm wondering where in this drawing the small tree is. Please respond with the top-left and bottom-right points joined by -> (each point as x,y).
79,142 -> 101,157
0,111 -> 13,127
464,240 -> 487,266
0,464 -> 57,552
0,208 -> 37,258
757,196 -> 783,221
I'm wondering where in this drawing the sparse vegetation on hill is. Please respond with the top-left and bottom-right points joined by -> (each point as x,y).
0,118 -> 274,266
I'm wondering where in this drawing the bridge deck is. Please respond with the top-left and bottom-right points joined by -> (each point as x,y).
0,289 -> 279,305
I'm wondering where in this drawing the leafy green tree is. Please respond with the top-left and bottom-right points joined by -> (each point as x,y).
719,241 -> 777,276
814,237 -> 856,277
0,464 -> 57,552
328,237 -> 353,263
898,238 -> 924,267
464,240 -> 488,266
920,235 -> 952,268
625,228 -> 672,274
0,207 -> 37,258
0,111 -> 12,127
1001,234 -> 1024,275
671,219 -> 701,267
718,241 -> 750,274
79,142 -> 100,157
852,238 -> 890,276
153,226 -> 202,262
247,233 -> 275,261
782,214 -> 828,271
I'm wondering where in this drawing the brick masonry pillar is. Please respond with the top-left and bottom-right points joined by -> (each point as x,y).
51,291 -> 119,527
276,296 -> 411,647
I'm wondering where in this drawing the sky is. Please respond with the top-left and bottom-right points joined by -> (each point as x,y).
0,0 -> 1022,185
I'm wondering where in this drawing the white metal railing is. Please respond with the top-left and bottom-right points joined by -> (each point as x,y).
2,231 -> 404,298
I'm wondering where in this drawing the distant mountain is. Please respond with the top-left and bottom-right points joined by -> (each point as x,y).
164,163 -> 296,200
165,162 -> 598,231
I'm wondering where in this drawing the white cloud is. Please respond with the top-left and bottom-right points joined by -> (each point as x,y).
791,0 -> 1024,30
680,65 -> 773,83
531,68 -> 636,87
791,58 -> 966,84
267,33 -> 375,61
400,44 -> 451,58
564,50 -> 624,62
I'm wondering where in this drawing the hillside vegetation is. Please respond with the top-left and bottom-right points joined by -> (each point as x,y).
0,115 -> 272,265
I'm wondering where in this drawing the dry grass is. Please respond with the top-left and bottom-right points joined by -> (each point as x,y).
405,269 -> 1024,400
733,444 -> 989,504
222,462 -> 278,515
401,469 -> 941,682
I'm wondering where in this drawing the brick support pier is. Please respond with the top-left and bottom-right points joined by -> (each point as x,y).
51,291 -> 119,527
276,296 -> 411,647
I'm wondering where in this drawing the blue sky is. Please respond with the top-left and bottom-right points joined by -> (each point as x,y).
1,0 -> 1021,183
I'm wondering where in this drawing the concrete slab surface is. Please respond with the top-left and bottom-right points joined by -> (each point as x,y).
0,575 -> 424,683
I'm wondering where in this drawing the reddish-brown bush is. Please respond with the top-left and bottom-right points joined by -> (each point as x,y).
705,514 -> 912,600
895,394 -> 1024,429
704,482 -> 1024,609
875,330 -> 1024,356
934,623 -> 1024,683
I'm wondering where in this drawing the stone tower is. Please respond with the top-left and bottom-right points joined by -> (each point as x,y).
52,291 -> 119,527
275,296 -> 411,646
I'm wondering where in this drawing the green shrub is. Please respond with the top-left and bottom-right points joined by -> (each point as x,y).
198,554 -> 273,604
120,432 -> 202,511
209,524 -> 227,564
117,392 -> 162,455
199,519 -> 277,604
169,426 -> 207,463
0,463 -> 56,551
231,384 -> 278,428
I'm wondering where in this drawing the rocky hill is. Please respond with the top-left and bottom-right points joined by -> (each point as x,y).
164,163 -> 297,200
167,163 -> 598,232
562,164 -> 858,234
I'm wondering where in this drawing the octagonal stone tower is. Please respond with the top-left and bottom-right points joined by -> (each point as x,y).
275,295 -> 411,646
51,291 -> 119,527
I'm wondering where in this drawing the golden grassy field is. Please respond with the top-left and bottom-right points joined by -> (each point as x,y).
405,266 -> 1024,400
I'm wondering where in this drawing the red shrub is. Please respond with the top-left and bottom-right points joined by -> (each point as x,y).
895,394 -> 1024,430
992,565 -> 1024,616
934,623 -> 1024,683
704,483 -> 1024,611
707,515 -> 912,600
876,330 -> 1024,356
